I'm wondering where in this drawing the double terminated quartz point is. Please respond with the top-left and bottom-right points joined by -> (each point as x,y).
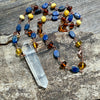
22,43 -> 48,88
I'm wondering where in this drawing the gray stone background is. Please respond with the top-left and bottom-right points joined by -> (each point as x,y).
0,0 -> 100,100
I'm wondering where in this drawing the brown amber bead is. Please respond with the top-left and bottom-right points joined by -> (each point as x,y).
61,17 -> 66,24
63,22 -> 68,29
78,62 -> 86,70
67,6 -> 72,12
37,21 -> 43,28
43,9 -> 48,16
75,41 -> 82,48
60,61 -> 67,69
39,33 -> 43,38
58,25 -> 63,32
34,5 -> 38,11
37,28 -> 42,34
47,41 -> 53,49
69,22 -> 74,30
28,30 -> 32,36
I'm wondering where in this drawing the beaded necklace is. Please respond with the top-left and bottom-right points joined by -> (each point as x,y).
11,2 -> 86,73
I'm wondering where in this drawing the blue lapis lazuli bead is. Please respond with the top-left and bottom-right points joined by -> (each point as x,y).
68,14 -> 73,22
42,3 -> 48,9
69,31 -> 76,39
16,24 -> 21,32
26,7 -> 32,14
52,11 -> 59,16
12,35 -> 17,43
52,16 -> 58,21
71,66 -> 79,73
58,6 -> 65,12
24,24 -> 30,30
74,12 -> 81,19
43,34 -> 48,41
53,50 -> 60,58
31,33 -> 36,38
35,9 -> 42,14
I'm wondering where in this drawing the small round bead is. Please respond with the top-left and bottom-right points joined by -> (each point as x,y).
28,30 -> 32,36
69,31 -> 76,39
34,5 -> 38,11
51,3 -> 56,9
43,34 -> 48,41
16,24 -> 21,32
16,48 -> 22,56
64,10 -> 69,17
78,62 -> 86,70
53,50 -> 60,58
75,41 -> 82,48
52,11 -> 59,16
42,3 -> 48,9
41,16 -> 46,23
35,9 -> 42,14
68,14 -> 73,22
24,24 -> 30,30
33,42 -> 38,49
76,20 -> 82,26
39,33 -> 43,38
26,7 -> 32,14
12,35 -> 18,43
31,33 -> 36,38
71,66 -> 79,73
52,16 -> 58,21
58,6 -> 65,12
74,12 -> 81,19
67,6 -> 72,12
28,13 -> 34,19
19,15 -> 25,20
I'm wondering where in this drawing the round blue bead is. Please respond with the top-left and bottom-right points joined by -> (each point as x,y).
52,11 -> 59,16
26,7 -> 32,14
12,35 -> 17,43
69,31 -> 76,39
53,50 -> 60,58
68,14 -> 73,22
74,13 -> 81,19
31,33 -> 36,38
24,24 -> 30,30
43,34 -> 48,41
71,66 -> 79,73
42,3 -> 48,9
52,16 -> 58,21
35,9 -> 42,14
16,24 -> 21,32
58,6 -> 65,12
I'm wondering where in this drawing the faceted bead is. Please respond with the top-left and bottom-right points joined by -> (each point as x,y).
51,3 -> 56,9
12,35 -> 18,43
19,15 -> 25,20
61,17 -> 66,24
67,6 -> 72,12
52,11 -> 59,16
26,7 -> 32,14
43,34 -> 48,41
28,13 -> 34,19
16,48 -> 22,56
28,30 -> 32,36
31,33 -> 36,38
69,22 -> 74,30
53,50 -> 60,58
16,24 -> 21,32
69,31 -> 76,39
68,14 -> 73,22
74,12 -> 81,19
58,6 -> 65,12
35,9 -> 42,15
37,21 -> 43,28
71,66 -> 79,73
41,16 -> 46,23
24,24 -> 30,30
43,9 -> 48,16
33,42 -> 38,49
75,41 -> 82,48
52,16 -> 58,21
42,3 -> 48,9
34,5 -> 38,11
64,10 -> 69,17
39,33 -> 43,38
78,62 -> 86,70
60,61 -> 67,69
76,20 -> 82,26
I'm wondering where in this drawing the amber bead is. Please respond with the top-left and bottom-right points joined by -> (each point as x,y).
67,6 -> 72,12
33,42 -> 38,49
63,22 -> 68,29
47,41 -> 53,49
58,25 -> 63,32
37,28 -> 42,34
78,62 -> 86,70
34,5 -> 38,11
61,17 -> 66,24
69,22 -> 74,30
39,33 -> 43,38
16,48 -> 22,56
43,9 -> 48,16
75,41 -> 82,48
37,21 -> 43,28
28,30 -> 32,36
60,61 -> 67,69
